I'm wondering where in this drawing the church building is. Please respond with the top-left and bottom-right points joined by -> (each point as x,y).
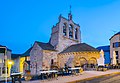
30,12 -> 100,75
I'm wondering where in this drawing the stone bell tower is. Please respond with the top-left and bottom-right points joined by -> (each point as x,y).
50,7 -> 81,52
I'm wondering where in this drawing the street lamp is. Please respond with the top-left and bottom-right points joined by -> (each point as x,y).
7,60 -> 14,77
8,61 -> 13,65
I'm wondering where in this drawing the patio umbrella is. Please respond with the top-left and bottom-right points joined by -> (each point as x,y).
112,51 -> 117,65
97,49 -> 105,66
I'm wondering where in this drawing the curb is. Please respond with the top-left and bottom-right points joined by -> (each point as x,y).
0,78 -> 11,82
67,72 -> 120,83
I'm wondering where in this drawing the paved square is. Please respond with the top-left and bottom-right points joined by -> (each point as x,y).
22,69 -> 120,83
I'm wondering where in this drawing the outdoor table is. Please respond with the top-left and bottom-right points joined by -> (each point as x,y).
68,67 -> 81,75
11,72 -> 22,83
40,70 -> 58,80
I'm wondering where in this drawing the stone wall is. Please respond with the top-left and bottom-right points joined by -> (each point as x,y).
58,36 -> 79,52
50,16 -> 81,52
7,50 -> 11,60
30,42 -> 58,75
59,17 -> 81,43
42,50 -> 58,70
58,52 -> 100,68
50,23 -> 59,49
12,57 -> 20,72
30,42 -> 43,75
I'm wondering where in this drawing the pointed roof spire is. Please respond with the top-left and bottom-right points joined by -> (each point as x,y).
59,14 -> 62,21
68,5 -> 72,20
70,5 -> 72,14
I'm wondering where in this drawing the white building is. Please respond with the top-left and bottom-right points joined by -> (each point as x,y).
110,31 -> 120,64
0,45 -> 12,76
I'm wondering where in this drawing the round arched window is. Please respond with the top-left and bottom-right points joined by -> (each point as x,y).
63,23 -> 67,36
69,24 -> 73,38
75,28 -> 78,39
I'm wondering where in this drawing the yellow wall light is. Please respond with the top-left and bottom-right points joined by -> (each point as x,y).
7,60 -> 14,65
6,60 -> 14,77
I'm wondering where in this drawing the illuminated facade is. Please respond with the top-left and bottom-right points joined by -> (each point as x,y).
11,12 -> 100,75
0,45 -> 12,77
110,32 -> 120,64
11,48 -> 31,74
30,13 -> 100,75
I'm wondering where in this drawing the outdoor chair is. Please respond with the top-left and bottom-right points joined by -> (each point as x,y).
97,66 -> 108,71
79,68 -> 84,75
11,73 -> 22,83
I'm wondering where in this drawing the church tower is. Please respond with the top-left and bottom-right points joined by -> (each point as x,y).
50,8 -> 81,52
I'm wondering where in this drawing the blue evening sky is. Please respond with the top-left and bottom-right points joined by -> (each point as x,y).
0,0 -> 120,54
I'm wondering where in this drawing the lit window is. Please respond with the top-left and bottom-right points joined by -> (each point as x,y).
51,59 -> 54,65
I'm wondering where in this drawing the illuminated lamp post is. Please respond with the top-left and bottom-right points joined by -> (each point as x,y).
7,60 -> 14,77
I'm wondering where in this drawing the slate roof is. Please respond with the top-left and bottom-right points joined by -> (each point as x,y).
0,45 -> 12,52
35,41 -> 56,51
20,41 -> 56,57
110,31 -> 120,40
96,45 -> 110,52
11,47 -> 32,59
22,47 -> 32,57
60,43 -> 99,54
11,54 -> 22,59
11,41 -> 56,58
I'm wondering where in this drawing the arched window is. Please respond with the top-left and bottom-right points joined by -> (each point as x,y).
75,28 -> 78,39
51,59 -> 54,65
69,24 -> 73,38
63,23 -> 67,36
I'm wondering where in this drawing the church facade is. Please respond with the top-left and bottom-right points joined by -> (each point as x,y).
30,13 -> 100,75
